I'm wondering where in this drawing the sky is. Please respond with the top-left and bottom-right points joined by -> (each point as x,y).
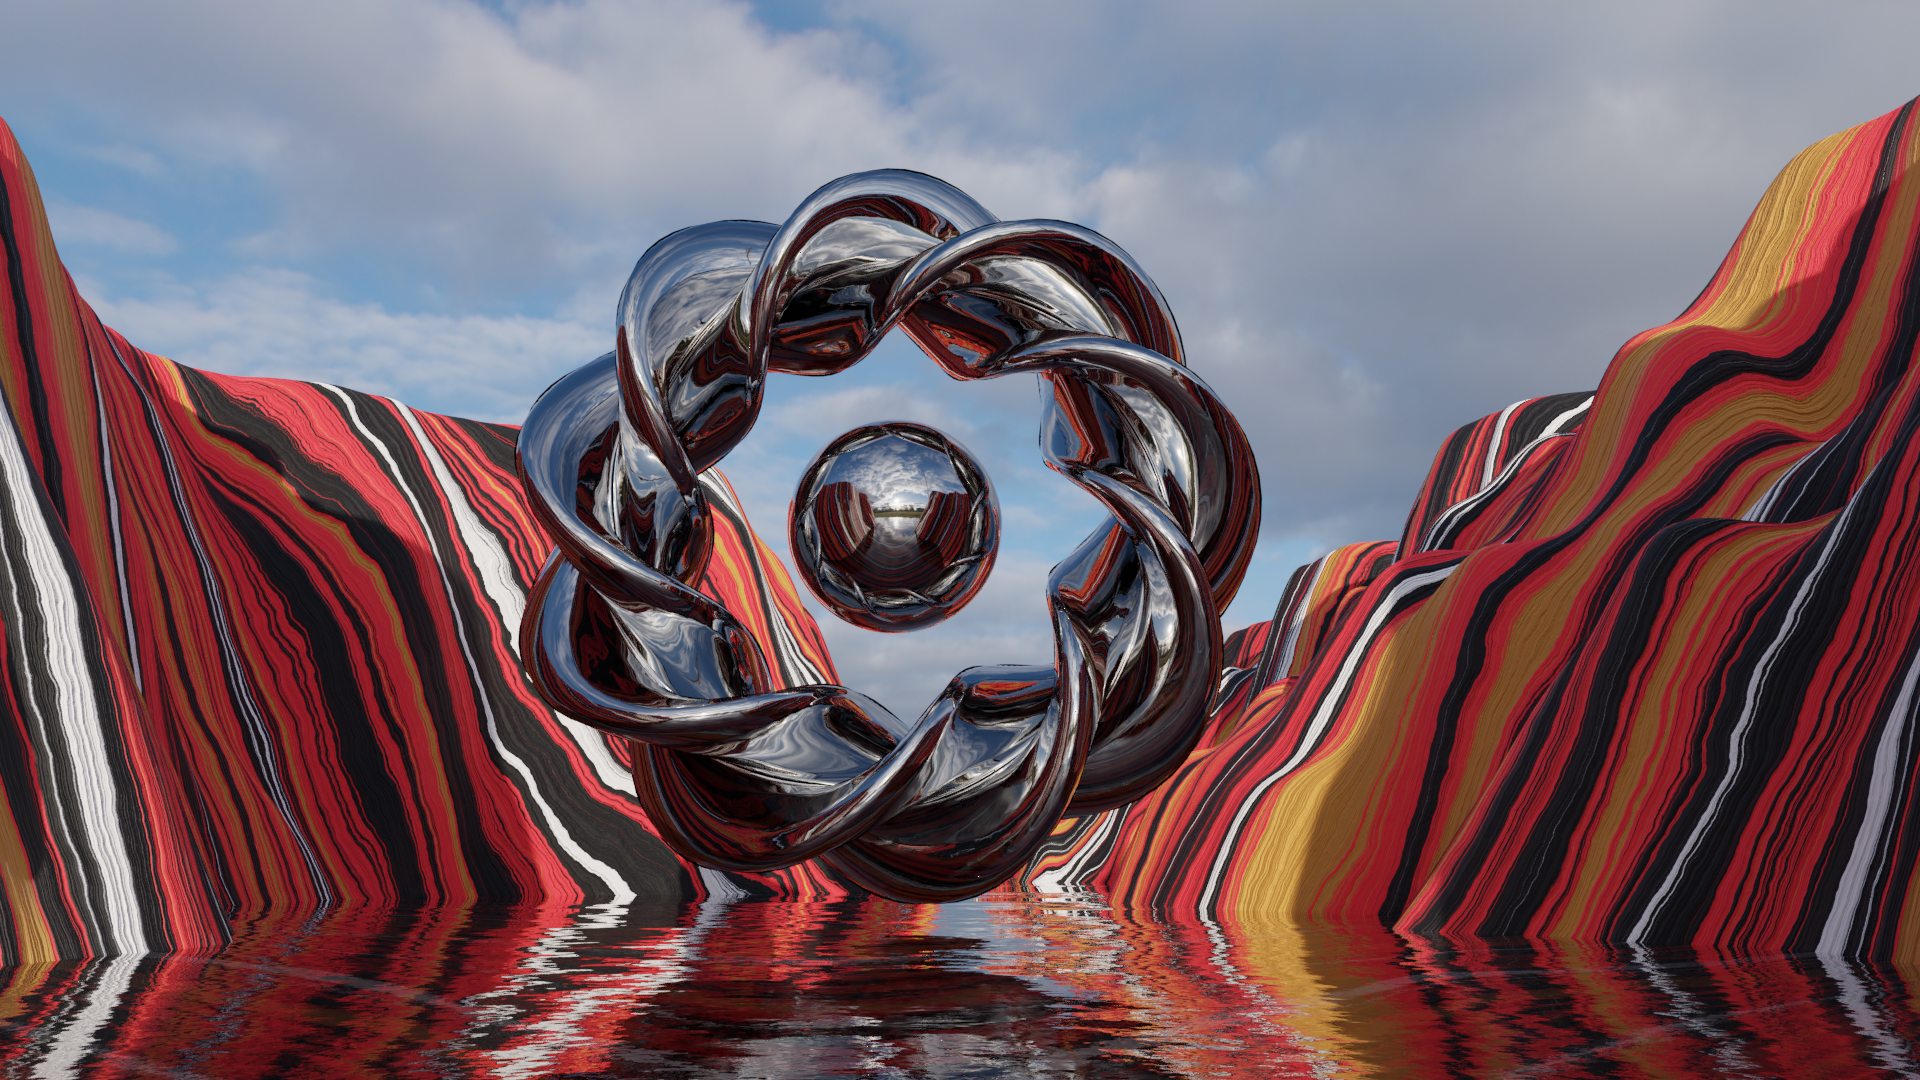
1,0 -> 1917,717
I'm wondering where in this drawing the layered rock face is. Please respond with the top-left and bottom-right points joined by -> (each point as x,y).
1031,98 -> 1920,961
0,117 -> 861,962
3,98 -> 1920,961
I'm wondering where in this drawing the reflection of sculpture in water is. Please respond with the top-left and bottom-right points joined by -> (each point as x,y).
604,900 -> 1182,1079
791,422 -> 999,632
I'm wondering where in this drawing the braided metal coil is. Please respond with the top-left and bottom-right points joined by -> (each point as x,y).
516,171 -> 1261,902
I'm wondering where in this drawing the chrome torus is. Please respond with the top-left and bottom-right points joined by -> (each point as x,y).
515,168 -> 1262,903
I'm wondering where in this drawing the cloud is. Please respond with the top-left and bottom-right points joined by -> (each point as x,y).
757,383 -> 981,444
7,0 -> 1920,700
804,550 -> 1060,717
0,0 -> 1084,296
81,269 -> 602,423
810,0 -> 1920,542
43,203 -> 176,256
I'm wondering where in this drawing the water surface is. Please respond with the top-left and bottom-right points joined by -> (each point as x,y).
1,893 -> 1915,1077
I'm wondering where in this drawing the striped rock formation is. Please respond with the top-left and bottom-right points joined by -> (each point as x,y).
0,116 -> 871,965
1025,97 -> 1920,962
3,96 -> 1920,963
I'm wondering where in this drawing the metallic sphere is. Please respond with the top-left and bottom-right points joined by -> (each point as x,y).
790,423 -> 998,632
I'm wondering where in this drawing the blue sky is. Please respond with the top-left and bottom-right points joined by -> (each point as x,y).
2,0 -> 1917,714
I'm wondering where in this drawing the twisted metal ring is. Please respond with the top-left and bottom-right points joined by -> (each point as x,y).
516,171 -> 1261,902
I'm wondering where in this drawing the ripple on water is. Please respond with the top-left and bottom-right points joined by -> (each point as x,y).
0,893 -> 1914,1078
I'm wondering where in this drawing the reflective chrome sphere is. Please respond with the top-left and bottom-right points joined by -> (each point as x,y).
789,423 -> 999,632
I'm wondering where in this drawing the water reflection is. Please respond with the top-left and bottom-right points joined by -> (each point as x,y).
1,893 -> 1916,1077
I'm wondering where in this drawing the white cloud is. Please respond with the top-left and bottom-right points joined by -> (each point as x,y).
7,0 -> 1920,699
0,0 -> 1085,292
44,203 -> 176,256
83,269 -> 602,423
758,383 -> 980,444
804,549 -> 1059,717
73,142 -> 168,177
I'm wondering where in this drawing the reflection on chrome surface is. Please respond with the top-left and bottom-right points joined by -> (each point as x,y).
515,170 -> 1262,901
1,897 -> 1915,1078
790,422 -> 999,632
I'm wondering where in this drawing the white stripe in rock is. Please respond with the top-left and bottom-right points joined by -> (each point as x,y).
324,387 -> 634,904
1741,439 -> 1826,523
395,405 -> 637,800
1197,562 -> 1459,918
1629,464 -> 1870,944
102,336 -> 331,904
1817,639 -> 1920,956
1267,556 -> 1331,682
1481,399 -> 1524,490
1031,809 -> 1123,893
91,366 -> 140,692
1423,397 -> 1590,554
0,404 -> 146,954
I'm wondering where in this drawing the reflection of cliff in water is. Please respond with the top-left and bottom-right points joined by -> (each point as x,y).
1,895 -> 1919,1076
